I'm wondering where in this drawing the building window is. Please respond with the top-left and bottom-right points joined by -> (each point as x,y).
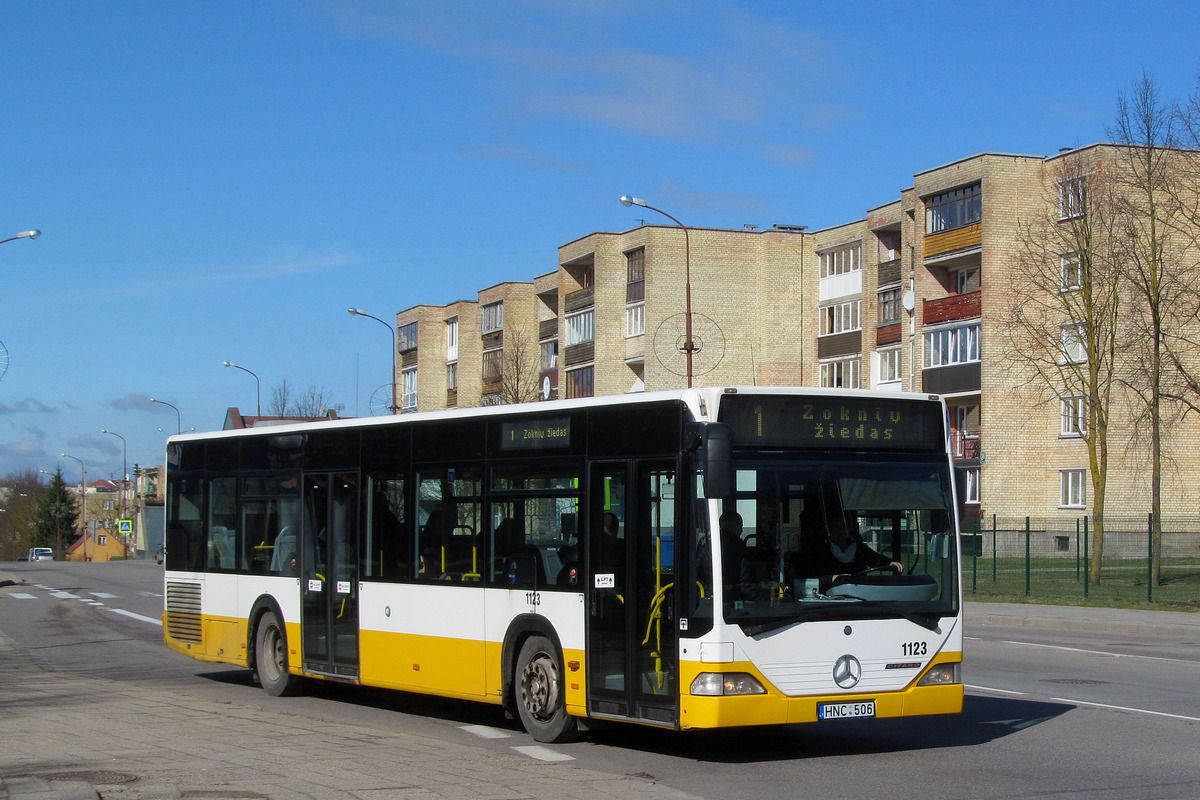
924,323 -> 980,368
540,340 -> 558,371
626,246 -> 646,337
398,322 -> 418,352
626,304 -> 645,337
879,287 -> 901,324
400,367 -> 418,412
875,347 -> 901,387
819,243 -> 861,278
446,317 -> 458,361
566,309 -> 594,346
482,347 -> 502,384
446,362 -> 457,392
565,365 -> 594,399
1061,395 -> 1086,437
103,499 -> 115,511
820,356 -> 860,389
819,299 -> 861,336
1061,253 -> 1082,291
956,266 -> 979,294
98,534 -> 108,545
481,301 -> 504,334
1061,324 -> 1086,364
964,467 -> 981,505
926,183 -> 981,233
1060,469 -> 1086,508
1058,177 -> 1087,220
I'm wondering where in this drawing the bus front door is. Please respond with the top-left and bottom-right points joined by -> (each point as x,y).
300,472 -> 360,679
587,461 -> 678,728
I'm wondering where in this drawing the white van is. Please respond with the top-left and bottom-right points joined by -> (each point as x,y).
28,547 -> 53,561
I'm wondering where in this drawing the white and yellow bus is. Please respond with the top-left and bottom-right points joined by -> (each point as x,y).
163,387 -> 963,742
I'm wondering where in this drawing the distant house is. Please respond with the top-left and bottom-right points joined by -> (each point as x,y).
223,407 -> 344,430
65,528 -> 127,562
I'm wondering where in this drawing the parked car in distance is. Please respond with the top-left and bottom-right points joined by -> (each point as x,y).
28,547 -> 53,561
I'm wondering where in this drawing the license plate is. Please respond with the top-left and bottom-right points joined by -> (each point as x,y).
818,700 -> 875,720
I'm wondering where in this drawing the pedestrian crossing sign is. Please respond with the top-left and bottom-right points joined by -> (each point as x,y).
118,519 -> 133,534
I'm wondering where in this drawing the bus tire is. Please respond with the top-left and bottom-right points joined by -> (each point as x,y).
254,610 -> 303,697
514,635 -> 579,743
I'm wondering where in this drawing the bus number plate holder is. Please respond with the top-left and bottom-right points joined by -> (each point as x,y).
818,701 -> 875,720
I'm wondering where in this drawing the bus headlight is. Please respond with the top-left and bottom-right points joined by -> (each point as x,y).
690,672 -> 767,696
917,663 -> 960,686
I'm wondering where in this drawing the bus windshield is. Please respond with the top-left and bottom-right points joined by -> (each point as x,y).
718,453 -> 959,631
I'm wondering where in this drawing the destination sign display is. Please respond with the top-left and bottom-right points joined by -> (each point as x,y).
718,395 -> 945,451
499,417 -> 572,451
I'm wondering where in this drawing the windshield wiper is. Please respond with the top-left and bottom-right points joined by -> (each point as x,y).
742,608 -> 828,637
829,594 -> 943,632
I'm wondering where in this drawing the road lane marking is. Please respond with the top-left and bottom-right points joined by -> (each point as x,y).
50,591 -> 81,599
109,608 -> 163,626
9,593 -> 37,600
968,636 -> 1196,665
511,745 -> 573,762
90,592 -> 118,599
968,684 -> 1200,722
461,725 -> 512,739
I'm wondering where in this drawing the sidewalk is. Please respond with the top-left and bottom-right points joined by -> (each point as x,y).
0,628 -> 702,800
965,600 -> 1200,639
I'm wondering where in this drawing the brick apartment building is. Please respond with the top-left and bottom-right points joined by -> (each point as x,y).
395,144 -> 1200,524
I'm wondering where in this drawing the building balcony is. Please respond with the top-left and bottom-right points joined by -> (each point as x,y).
565,286 -> 594,314
953,433 -> 980,461
923,291 -> 980,326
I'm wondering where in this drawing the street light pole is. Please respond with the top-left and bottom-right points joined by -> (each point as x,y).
100,429 -> 129,556
222,361 -> 262,416
620,196 -> 694,387
348,308 -> 398,413
0,229 -> 41,246
60,453 -> 87,562
149,397 -> 182,434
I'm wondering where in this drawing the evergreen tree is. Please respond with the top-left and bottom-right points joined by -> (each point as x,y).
36,467 -> 79,556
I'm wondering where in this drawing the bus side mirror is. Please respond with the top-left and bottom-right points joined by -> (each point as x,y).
701,423 -> 732,499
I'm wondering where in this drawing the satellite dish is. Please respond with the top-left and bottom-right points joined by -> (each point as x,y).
902,291 -> 916,312
542,376 -> 552,400
652,313 -> 726,378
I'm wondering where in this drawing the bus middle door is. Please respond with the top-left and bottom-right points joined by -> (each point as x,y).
300,472 -> 360,679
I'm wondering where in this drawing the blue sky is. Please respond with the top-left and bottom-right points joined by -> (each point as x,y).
2,0 -> 1198,484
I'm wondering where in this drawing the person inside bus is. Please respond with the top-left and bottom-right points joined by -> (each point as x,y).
804,511 -> 903,592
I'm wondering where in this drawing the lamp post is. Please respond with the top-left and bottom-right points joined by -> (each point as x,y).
61,453 -> 87,562
222,361 -> 262,416
0,229 -> 40,246
348,308 -> 398,413
100,429 -> 129,556
149,397 -> 181,434
620,196 -> 694,387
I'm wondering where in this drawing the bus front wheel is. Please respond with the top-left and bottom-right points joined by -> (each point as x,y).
514,635 -> 579,743
254,610 -> 303,697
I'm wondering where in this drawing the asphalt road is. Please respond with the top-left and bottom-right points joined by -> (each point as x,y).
3,560 -> 1199,800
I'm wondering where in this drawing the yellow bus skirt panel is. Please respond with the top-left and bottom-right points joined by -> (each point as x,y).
359,628 -> 491,699
678,652 -> 963,730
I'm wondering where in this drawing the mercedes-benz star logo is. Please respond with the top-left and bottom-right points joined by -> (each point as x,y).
833,655 -> 862,689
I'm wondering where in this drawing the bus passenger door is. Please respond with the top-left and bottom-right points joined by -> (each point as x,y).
586,460 -> 679,727
300,472 -> 360,678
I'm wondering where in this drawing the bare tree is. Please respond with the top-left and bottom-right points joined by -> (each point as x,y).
267,378 -> 338,417
1002,152 -> 1122,582
500,330 -> 543,405
1106,71 -> 1197,586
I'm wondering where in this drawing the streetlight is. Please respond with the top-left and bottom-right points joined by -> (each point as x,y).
620,196 -> 695,387
149,397 -> 181,434
61,453 -> 88,562
0,229 -> 40,246
222,361 -> 261,416
348,308 -> 398,413
101,429 -> 129,556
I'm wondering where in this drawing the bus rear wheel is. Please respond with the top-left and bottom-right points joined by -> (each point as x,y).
254,610 -> 303,697
515,635 -> 579,743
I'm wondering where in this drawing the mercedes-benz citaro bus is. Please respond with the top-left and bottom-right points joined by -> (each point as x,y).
162,387 -> 963,742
